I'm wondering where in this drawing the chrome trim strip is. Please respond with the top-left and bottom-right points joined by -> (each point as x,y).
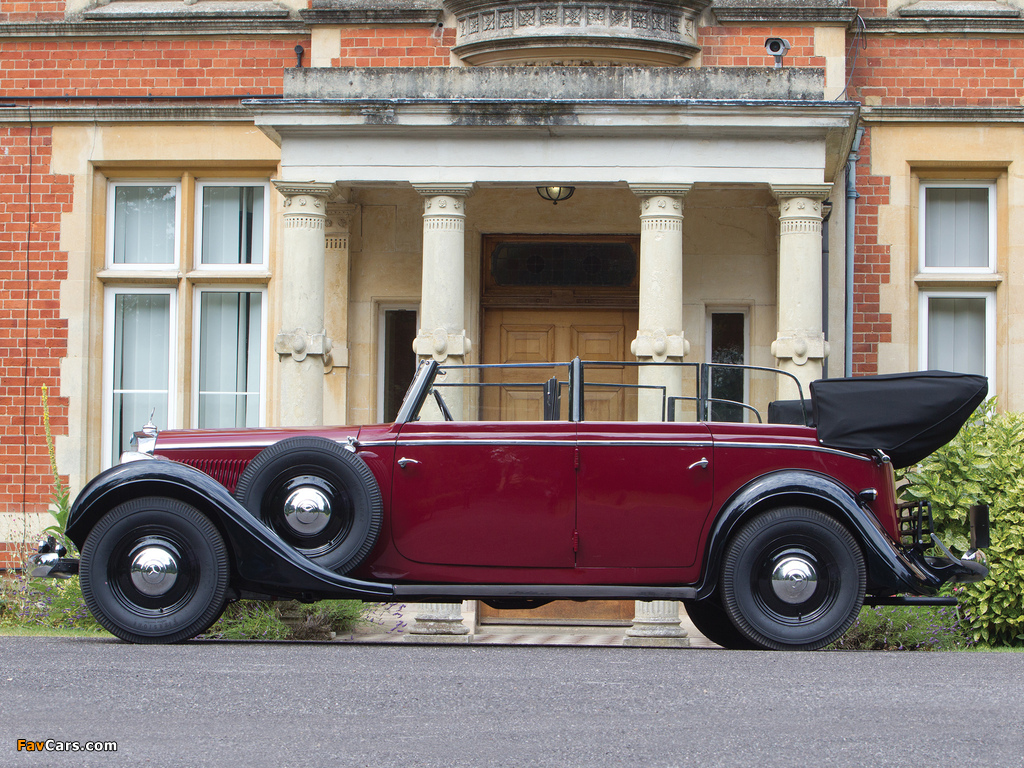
718,441 -> 872,461
396,439 -> 575,448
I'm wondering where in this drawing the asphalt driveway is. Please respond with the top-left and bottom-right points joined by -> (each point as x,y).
2,636 -> 1021,768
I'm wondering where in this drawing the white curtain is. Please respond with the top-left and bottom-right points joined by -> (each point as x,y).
198,291 -> 262,428
201,186 -> 265,265
113,186 -> 176,265
928,297 -> 986,375
925,187 -> 989,269
112,293 -> 171,464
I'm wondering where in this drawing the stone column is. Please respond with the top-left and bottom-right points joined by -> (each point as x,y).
770,184 -> 833,401
626,185 -> 691,646
624,600 -> 690,647
407,183 -> 474,639
629,185 -> 692,421
271,181 -> 338,427
324,203 -> 357,424
406,602 -> 471,644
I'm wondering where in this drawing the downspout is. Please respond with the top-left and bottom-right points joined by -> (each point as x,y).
845,127 -> 864,377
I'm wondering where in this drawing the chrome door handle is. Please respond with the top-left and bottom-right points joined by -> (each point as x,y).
397,457 -> 420,468
688,457 -> 709,470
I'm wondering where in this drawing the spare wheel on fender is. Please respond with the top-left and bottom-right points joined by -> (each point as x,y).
233,436 -> 382,574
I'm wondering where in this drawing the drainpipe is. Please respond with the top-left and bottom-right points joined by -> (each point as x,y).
845,127 -> 864,377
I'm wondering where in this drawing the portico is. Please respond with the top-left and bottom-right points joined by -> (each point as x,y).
250,64 -> 857,635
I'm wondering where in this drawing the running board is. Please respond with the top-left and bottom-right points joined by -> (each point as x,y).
392,584 -> 699,602
864,595 -> 958,606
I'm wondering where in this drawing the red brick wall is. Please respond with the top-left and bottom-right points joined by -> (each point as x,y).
0,126 -> 71,567
0,2 -> 66,22
332,26 -> 455,67
698,26 -> 823,68
2,37 -> 308,98
849,130 -> 893,375
849,36 -> 1024,107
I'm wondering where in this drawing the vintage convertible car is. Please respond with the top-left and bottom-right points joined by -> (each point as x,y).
33,359 -> 990,650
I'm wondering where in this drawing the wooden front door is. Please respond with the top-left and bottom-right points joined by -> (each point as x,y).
479,307 -> 639,626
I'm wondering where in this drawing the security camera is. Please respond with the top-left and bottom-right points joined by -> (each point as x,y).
765,37 -> 791,68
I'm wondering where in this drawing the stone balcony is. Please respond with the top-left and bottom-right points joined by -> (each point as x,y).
444,0 -> 711,66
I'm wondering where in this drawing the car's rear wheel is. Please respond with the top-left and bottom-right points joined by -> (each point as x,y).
234,436 -> 382,574
80,497 -> 229,644
720,507 -> 865,651
682,597 -> 758,650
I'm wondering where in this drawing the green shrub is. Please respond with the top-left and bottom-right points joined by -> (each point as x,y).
900,405 -> 1024,646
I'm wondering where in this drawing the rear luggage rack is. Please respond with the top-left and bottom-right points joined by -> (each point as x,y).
897,499 -> 934,549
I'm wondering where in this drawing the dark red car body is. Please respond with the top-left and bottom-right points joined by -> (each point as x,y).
45,359 -> 989,649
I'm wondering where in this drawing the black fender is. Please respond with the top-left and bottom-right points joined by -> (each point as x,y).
693,470 -> 942,600
66,458 -> 394,602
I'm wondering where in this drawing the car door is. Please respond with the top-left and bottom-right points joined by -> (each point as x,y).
389,420 -> 577,568
575,421 -> 714,568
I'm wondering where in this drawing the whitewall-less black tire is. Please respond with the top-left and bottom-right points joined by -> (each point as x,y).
79,497 -> 229,644
720,507 -> 866,651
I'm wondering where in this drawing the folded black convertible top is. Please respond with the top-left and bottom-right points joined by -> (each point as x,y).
810,371 -> 988,469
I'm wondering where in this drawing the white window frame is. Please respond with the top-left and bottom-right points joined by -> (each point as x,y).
377,304 -> 420,423
191,286 -> 268,429
918,289 -> 996,387
193,180 -> 271,270
918,180 -> 996,274
705,307 -> 750,422
101,286 -> 178,468
105,180 -> 182,271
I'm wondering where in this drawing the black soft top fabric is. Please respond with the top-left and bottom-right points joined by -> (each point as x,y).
810,371 -> 988,469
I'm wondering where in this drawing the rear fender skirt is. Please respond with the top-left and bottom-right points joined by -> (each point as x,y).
66,459 -> 393,602
694,470 -> 941,600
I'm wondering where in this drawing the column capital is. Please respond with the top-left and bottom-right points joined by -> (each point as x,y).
629,183 -> 694,199
325,203 -> 357,234
411,183 -> 475,199
272,180 -> 340,204
770,183 -> 833,204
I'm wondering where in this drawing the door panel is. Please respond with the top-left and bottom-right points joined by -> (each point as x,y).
390,422 -> 577,568
576,422 -> 713,568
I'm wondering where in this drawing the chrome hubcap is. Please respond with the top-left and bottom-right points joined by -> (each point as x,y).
129,546 -> 180,597
283,487 -> 332,536
770,555 -> 818,604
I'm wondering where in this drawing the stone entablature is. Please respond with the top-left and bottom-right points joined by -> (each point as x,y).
444,0 -> 710,65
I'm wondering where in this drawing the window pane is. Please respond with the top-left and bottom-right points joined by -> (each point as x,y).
201,185 -> 265,265
925,187 -> 989,269
710,313 -> 745,422
113,186 -> 176,265
112,293 -> 171,464
927,297 -> 986,375
198,291 -> 263,428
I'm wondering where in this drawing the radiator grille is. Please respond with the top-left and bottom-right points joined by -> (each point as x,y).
181,458 -> 250,495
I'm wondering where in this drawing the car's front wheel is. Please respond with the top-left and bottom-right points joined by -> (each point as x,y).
80,497 -> 229,644
720,507 -> 865,651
